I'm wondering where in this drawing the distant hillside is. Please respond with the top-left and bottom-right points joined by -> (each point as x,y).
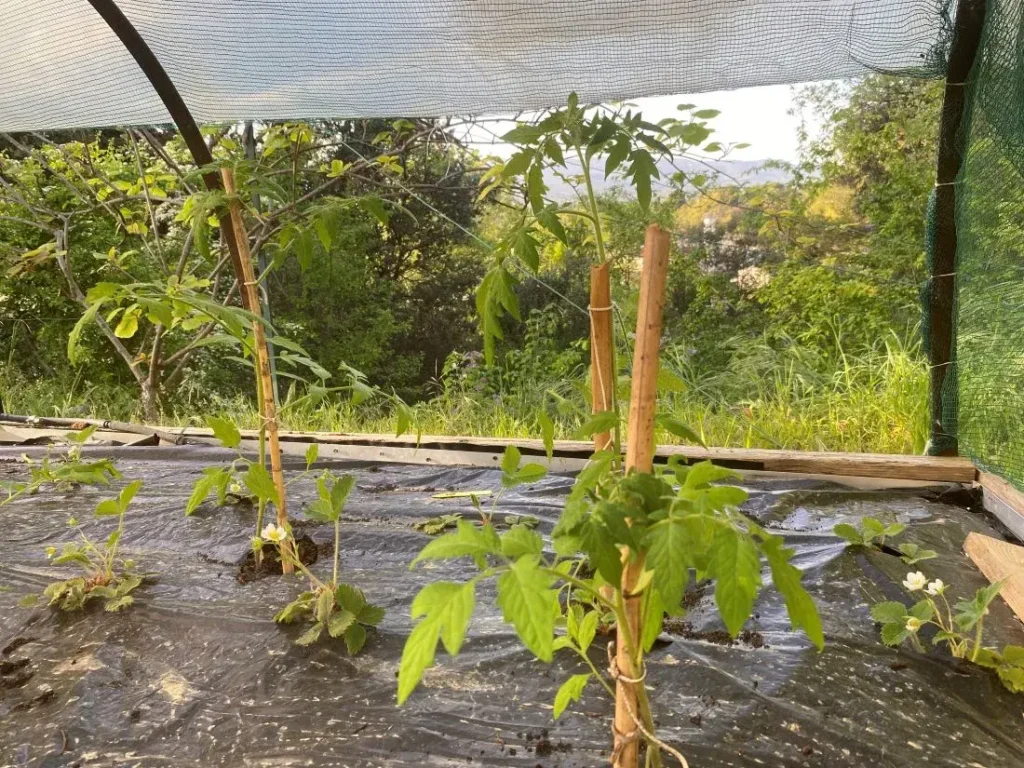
544,157 -> 790,200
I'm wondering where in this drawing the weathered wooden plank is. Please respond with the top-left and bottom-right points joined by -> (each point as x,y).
964,531 -> 1024,624
178,428 -> 977,483
978,472 -> 1024,541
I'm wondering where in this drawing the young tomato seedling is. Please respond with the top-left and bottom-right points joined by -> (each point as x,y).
398,447 -> 824,766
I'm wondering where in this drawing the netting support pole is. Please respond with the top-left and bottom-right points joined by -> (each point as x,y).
84,0 -> 250,312
930,0 -> 987,455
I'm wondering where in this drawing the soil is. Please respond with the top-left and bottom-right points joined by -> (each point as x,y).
662,620 -> 766,648
236,534 -> 318,584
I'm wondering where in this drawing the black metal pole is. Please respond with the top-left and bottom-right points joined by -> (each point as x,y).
929,0 -> 987,455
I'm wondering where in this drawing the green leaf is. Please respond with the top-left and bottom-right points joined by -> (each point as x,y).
762,535 -> 824,649
328,609 -> 356,638
605,137 -> 630,177
657,415 -> 706,447
503,151 -> 532,178
243,463 -> 280,507
119,479 -> 142,509
644,519 -> 692,611
642,588 -> 664,651
506,462 -> 547,488
186,468 -> 226,515
536,206 -> 567,244
496,555 -> 557,661
832,523 -> 863,544
344,623 -> 367,655
68,302 -> 102,364
95,499 -> 122,517
358,603 -> 386,626
693,109 -> 721,119
576,410 -> 619,440
398,581 -> 476,704
335,583 -> 367,615
206,416 -> 242,449
538,411 -> 555,460
412,520 -> 501,565
681,461 -> 738,489
330,474 -> 356,514
880,623 -> 909,646
527,162 -> 545,214
305,443 -> 319,469
908,600 -> 934,622
501,444 -> 522,476
870,601 -> 908,624
295,624 -> 323,646
710,526 -> 762,636
578,609 -> 599,653
501,525 -> 543,559
114,311 -> 139,339
553,673 -> 590,719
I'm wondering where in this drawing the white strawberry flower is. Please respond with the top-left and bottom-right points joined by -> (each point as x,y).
925,579 -> 945,596
261,523 -> 288,543
902,571 -> 927,592
905,616 -> 923,632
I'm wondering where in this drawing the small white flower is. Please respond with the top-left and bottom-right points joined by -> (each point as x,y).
905,616 -> 923,632
925,579 -> 945,596
261,523 -> 288,543
902,571 -> 927,592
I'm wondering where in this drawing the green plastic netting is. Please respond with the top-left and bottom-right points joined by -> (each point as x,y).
939,0 -> 1024,487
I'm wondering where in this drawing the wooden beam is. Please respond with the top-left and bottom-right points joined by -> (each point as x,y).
964,531 -> 1024,623
174,428 -> 978,483
978,472 -> 1024,541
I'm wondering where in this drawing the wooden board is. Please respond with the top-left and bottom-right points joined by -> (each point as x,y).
177,428 -> 977,483
978,472 -> 1024,541
964,531 -> 1024,623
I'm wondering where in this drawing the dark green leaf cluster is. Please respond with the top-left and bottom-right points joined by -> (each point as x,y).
275,582 -> 384,654
833,516 -> 906,548
398,446 -> 822,715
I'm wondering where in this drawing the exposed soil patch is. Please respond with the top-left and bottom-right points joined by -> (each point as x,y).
663,620 -> 766,648
237,535 -> 318,584
516,728 -> 573,757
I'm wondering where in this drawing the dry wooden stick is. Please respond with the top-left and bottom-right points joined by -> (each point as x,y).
221,168 -> 294,575
614,225 -> 670,768
590,262 -> 615,453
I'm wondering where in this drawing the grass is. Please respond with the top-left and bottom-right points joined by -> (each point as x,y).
1,335 -> 930,455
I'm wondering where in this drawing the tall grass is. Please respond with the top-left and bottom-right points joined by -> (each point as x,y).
2,334 -> 929,455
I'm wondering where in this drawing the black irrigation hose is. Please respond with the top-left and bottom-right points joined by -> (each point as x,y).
0,413 -> 186,445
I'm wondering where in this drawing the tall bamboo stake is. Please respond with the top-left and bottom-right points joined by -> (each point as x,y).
614,225 -> 670,768
221,168 -> 294,575
590,263 -> 615,453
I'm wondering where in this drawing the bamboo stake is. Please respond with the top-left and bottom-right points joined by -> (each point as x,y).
614,225 -> 670,768
221,168 -> 294,575
590,263 -> 616,453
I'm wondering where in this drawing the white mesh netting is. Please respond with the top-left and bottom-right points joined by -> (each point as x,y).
2,0 -> 952,131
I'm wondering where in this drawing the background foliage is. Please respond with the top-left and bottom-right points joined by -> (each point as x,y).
0,75 -> 940,452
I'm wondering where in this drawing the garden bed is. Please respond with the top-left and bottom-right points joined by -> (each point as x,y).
1,445 -> 1023,766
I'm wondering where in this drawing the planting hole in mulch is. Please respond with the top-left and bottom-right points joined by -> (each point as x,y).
236,534 -> 318,584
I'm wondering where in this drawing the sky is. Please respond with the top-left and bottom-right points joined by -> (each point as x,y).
457,83 -> 819,165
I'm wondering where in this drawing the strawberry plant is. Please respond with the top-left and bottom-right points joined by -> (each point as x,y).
21,480 -> 144,612
260,472 -> 384,652
0,426 -> 120,507
872,570 -> 1024,693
